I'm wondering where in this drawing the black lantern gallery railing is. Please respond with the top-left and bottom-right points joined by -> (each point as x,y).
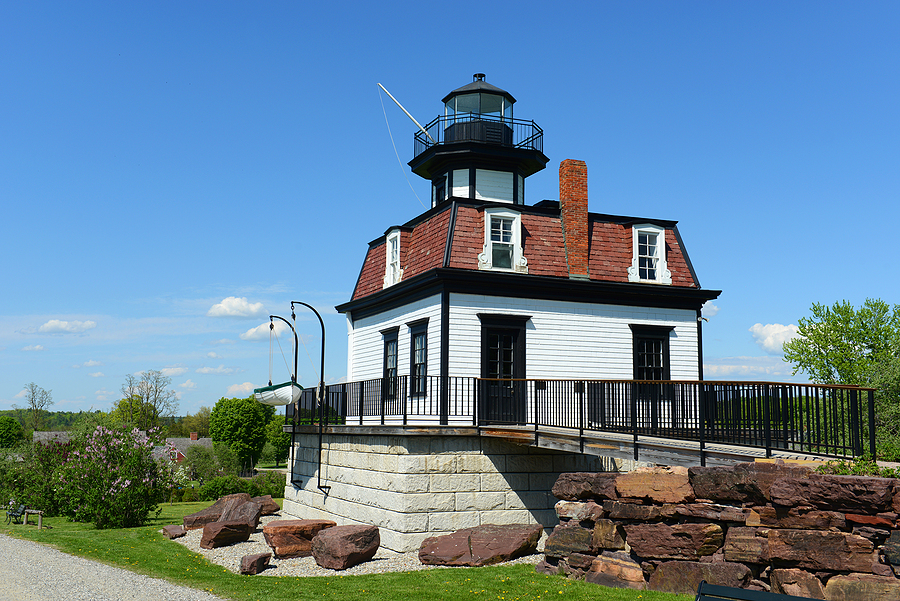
287,376 -> 876,461
413,114 -> 543,157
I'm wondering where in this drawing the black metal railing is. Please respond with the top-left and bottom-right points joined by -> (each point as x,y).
286,376 -> 876,460
413,114 -> 543,157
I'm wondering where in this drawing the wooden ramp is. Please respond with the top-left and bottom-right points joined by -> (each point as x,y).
478,425 -> 832,468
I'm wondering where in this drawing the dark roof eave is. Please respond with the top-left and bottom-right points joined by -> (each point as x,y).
337,268 -> 721,318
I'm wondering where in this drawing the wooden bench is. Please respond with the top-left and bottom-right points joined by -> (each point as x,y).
696,580 -> 821,601
23,508 -> 44,529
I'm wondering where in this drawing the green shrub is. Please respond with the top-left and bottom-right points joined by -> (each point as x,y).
56,425 -> 172,528
8,439 -> 74,516
248,470 -> 285,498
815,454 -> 900,479
198,474 -> 248,501
181,487 -> 199,503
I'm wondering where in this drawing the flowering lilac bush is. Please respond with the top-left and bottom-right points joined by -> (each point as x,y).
56,425 -> 172,529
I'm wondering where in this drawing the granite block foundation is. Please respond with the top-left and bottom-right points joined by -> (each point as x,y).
538,462 -> 900,600
282,431 -> 624,552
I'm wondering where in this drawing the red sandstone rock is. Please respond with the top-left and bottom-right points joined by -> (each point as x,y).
723,527 -> 769,564
603,500 -> 676,521
673,503 -> 749,523
220,500 -> 262,529
250,495 -> 281,516
769,569 -> 825,599
770,474 -> 894,513
311,525 -> 380,570
751,506 -> 846,530
418,523 -> 542,567
624,523 -> 723,560
555,500 -> 604,522
262,519 -> 336,558
552,472 -> 618,501
824,573 -> 900,600
182,493 -> 252,530
585,551 -> 647,590
239,552 -> 272,575
767,529 -> 875,572
648,560 -> 751,595
616,466 -> 693,504
162,524 -> 186,539
845,513 -> 895,528
592,519 -> 625,551
200,520 -> 252,549
543,521 -> 593,558
688,461 -> 810,505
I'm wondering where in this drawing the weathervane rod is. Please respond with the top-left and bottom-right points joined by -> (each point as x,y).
377,82 -> 436,144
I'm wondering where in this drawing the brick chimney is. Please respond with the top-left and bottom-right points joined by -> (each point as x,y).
190,432 -> 198,441
559,159 -> 589,279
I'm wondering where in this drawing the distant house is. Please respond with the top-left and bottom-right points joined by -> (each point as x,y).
32,431 -> 71,445
153,432 -> 212,462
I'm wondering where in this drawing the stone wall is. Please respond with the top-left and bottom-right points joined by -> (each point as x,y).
538,461 -> 900,600
283,431 -> 618,552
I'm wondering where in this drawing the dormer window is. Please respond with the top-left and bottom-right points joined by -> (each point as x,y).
383,230 -> 403,288
479,208 -> 527,273
628,224 -> 671,284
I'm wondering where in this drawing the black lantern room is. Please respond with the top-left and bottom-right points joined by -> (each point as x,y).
409,74 -> 548,208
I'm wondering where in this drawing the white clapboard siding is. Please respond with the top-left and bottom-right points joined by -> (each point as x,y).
447,294 -> 699,380
452,169 -> 469,198
474,169 -> 514,203
347,294 -> 442,382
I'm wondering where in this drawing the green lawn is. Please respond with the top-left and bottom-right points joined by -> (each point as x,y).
4,502 -> 691,601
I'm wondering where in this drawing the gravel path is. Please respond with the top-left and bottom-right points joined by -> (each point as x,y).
172,514 -> 544,577
0,533 -> 225,601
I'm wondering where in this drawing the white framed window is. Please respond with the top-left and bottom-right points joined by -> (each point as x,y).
383,229 -> 403,288
627,224 -> 671,284
478,208 -> 527,273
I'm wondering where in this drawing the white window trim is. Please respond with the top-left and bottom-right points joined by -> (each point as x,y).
383,229 -> 403,288
627,224 -> 672,284
478,207 -> 528,273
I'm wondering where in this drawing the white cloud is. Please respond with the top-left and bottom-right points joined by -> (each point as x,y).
179,379 -> 197,389
22,344 -> 44,351
704,356 -> 796,380
207,352 -> 220,359
227,382 -> 255,396
38,319 -> 97,334
749,323 -> 800,355
95,388 -> 111,402
240,320 -> 289,341
14,389 -> 27,399
207,297 -> 266,318
84,360 -> 102,367
210,339 -> 236,345
161,366 -> 189,377
89,372 -> 104,378
196,365 -> 237,375
701,302 -> 720,318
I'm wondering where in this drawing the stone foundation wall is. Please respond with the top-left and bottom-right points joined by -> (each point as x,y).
538,461 -> 900,600
282,432 -> 617,552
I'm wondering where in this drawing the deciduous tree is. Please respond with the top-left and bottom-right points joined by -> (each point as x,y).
782,298 -> 900,385
119,370 -> 178,431
22,382 -> 53,431
0,416 -> 25,448
265,415 -> 291,467
209,397 -> 267,472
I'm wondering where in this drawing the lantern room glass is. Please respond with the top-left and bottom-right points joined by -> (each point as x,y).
445,93 -> 512,122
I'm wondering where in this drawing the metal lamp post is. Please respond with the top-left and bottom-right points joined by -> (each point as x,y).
291,301 -> 330,495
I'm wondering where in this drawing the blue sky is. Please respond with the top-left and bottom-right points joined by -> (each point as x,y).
2,2 -> 897,416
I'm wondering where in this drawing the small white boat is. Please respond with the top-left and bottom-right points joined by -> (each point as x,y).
253,381 -> 302,406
